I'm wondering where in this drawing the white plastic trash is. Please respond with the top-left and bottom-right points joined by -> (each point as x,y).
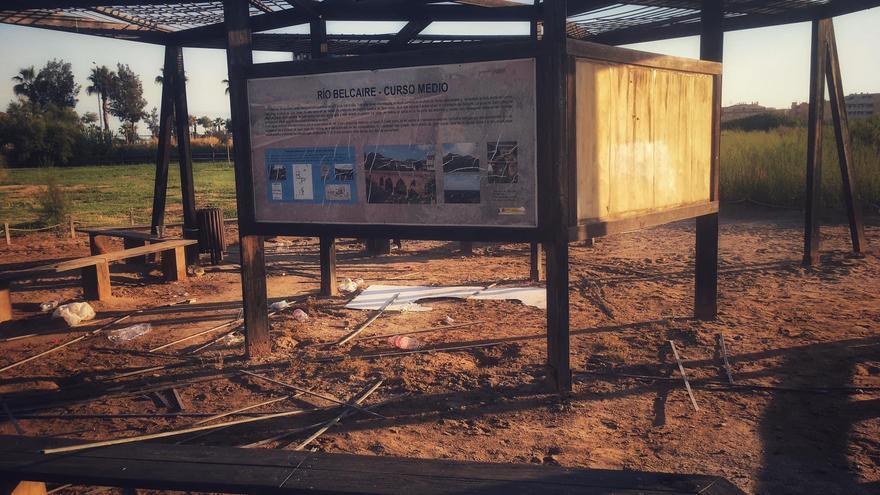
108,323 -> 153,343
338,278 -> 359,293
270,300 -> 290,311
291,309 -> 309,322
52,302 -> 96,327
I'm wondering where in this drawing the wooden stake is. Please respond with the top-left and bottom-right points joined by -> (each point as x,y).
4,222 -> 10,245
69,216 -> 76,239
334,293 -> 399,346
295,380 -> 383,451
669,340 -> 699,412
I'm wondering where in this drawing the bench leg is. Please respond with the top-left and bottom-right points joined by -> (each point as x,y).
89,234 -> 113,256
82,261 -> 111,301
0,481 -> 47,495
162,246 -> 187,282
0,280 -> 12,323
123,238 -> 150,264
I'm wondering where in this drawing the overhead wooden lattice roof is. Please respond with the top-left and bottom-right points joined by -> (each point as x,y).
2,0 -> 879,56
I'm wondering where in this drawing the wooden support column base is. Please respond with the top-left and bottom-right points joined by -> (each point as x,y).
695,213 -> 719,320
162,246 -> 187,282
319,236 -> 338,297
0,280 -> 12,323
545,240 -> 571,393
89,234 -> 113,256
460,242 -> 474,256
81,261 -> 111,301
240,235 -> 270,358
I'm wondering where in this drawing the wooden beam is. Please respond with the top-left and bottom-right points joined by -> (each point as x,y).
540,0 -> 572,393
310,17 -> 327,58
824,19 -> 869,255
88,6 -> 169,32
803,18 -> 828,267
225,0 -> 270,358
150,45 -> 176,235
170,46 -> 199,264
695,0 -> 721,321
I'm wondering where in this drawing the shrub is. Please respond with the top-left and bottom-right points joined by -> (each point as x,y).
722,112 -> 797,132
36,176 -> 71,229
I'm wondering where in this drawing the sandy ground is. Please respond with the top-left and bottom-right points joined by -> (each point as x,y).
0,206 -> 878,495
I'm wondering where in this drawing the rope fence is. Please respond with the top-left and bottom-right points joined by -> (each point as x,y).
3,217 -> 77,246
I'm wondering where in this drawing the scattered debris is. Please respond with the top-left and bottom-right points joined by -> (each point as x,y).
39,300 -> 60,312
294,379 -> 384,451
335,293 -> 400,346
291,308 -> 309,322
150,314 -> 242,352
387,335 -> 422,350
351,321 -> 484,343
443,316 -> 455,325
187,265 -> 206,277
669,340 -> 699,412
270,300 -> 291,311
107,323 -> 153,344
338,277 -> 364,293
194,396 -> 292,426
346,284 -> 546,312
52,302 -> 96,327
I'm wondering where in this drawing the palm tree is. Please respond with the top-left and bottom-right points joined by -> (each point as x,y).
155,67 -> 187,86
222,79 -> 230,95
86,65 -> 116,134
213,117 -> 225,133
12,66 -> 36,101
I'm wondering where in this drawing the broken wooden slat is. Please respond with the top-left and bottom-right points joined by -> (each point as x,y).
239,370 -> 384,419
334,293 -> 400,346
295,379 -> 383,451
715,333 -> 735,385
352,321 -> 485,343
193,396 -> 290,425
669,340 -> 699,412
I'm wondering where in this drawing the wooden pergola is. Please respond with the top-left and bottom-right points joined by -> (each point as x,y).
2,0 -> 874,393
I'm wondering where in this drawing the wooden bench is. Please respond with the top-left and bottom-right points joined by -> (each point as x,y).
0,435 -> 743,495
77,227 -> 171,258
0,240 -> 197,322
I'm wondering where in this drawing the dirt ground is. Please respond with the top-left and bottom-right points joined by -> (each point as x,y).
0,206 -> 878,495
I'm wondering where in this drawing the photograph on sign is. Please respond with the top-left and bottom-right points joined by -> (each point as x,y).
248,58 -> 537,227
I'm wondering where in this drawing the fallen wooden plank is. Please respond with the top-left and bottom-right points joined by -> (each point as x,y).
351,321 -> 485,343
193,396 -> 291,425
239,370 -> 384,419
716,333 -> 735,385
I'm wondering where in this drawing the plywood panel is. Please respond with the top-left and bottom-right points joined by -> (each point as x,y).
575,58 -> 713,223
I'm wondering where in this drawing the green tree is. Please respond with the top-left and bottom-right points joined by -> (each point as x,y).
86,65 -> 116,135
12,60 -> 79,109
145,107 -> 160,138
11,66 -> 37,101
0,101 -> 82,167
197,116 -> 213,135
108,64 -> 147,144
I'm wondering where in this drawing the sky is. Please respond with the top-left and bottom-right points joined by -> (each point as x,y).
0,6 -> 878,132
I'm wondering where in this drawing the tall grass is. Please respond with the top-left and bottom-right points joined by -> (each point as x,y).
721,126 -> 880,210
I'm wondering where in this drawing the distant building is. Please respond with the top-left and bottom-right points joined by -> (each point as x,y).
721,102 -> 769,122
845,93 -> 880,119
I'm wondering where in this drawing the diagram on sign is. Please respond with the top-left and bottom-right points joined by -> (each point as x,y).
265,147 -> 357,204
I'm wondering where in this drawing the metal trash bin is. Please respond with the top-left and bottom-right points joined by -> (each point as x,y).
196,207 -> 226,265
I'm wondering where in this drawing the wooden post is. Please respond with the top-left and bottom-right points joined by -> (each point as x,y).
225,0 -> 270,358
311,18 -> 337,297
460,242 -> 474,255
68,215 -> 75,239
171,45 -> 199,264
365,238 -> 391,256
695,0 -> 722,320
4,223 -> 10,246
824,19 -> 868,255
81,261 -> 111,301
319,235 -> 338,297
804,19 -> 828,266
151,45 -> 176,236
529,242 -> 544,282
0,280 -> 12,323
540,0 -> 571,393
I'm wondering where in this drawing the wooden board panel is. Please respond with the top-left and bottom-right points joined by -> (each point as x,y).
574,58 -> 713,224
0,435 -> 744,495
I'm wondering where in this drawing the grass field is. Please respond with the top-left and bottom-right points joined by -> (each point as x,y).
1,126 -> 878,229
721,127 -> 880,210
0,162 -> 237,228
